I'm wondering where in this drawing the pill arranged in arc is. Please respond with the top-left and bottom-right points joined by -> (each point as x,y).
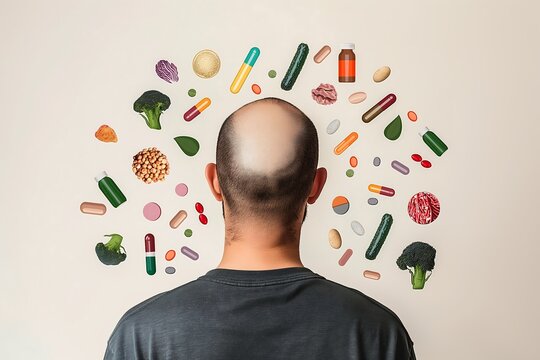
373,66 -> 391,83
407,111 -> 418,122
165,250 -> 176,261
368,184 -> 395,197
362,94 -> 397,123
145,233 -> 156,276
80,202 -> 107,215
334,132 -> 358,155
169,210 -> 187,229
349,156 -> 358,168
391,160 -> 410,175
326,119 -> 340,134
192,49 -> 221,78
230,47 -> 260,94
314,45 -> 331,63
421,160 -> 432,168
175,183 -> 189,197
348,91 -> 367,104
328,229 -> 342,249
251,84 -> 261,95
183,97 -> 211,122
363,270 -> 381,280
195,202 -> 204,213
199,213 -> 208,225
332,196 -> 350,215
351,221 -> 365,236
181,246 -> 199,260
143,202 -> 162,221
338,249 -> 353,266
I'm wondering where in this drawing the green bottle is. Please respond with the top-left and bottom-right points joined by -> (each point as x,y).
95,171 -> 127,208
419,127 -> 448,156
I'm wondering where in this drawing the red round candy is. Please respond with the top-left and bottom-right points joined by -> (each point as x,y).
411,154 -> 422,162
421,160 -> 432,168
199,213 -> 208,225
195,202 -> 204,213
407,192 -> 440,225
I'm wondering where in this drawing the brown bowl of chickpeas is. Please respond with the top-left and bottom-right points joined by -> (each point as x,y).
132,147 -> 170,184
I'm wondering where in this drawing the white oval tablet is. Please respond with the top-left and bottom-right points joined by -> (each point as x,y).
326,119 -> 340,135
351,221 -> 365,236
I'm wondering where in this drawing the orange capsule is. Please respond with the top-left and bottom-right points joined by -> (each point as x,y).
334,132 -> 358,155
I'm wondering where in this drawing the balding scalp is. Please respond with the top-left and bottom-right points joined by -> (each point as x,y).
216,98 -> 318,224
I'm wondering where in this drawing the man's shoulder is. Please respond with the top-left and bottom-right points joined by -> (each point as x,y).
115,278 -> 202,325
307,276 -> 409,327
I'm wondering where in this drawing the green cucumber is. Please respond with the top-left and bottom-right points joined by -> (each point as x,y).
281,43 -> 309,91
365,214 -> 393,260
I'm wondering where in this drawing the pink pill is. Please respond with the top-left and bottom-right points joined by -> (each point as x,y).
143,202 -> 161,221
338,248 -> 353,266
175,183 -> 189,197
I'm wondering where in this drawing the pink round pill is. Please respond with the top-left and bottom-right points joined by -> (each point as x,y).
143,202 -> 161,221
175,183 -> 189,197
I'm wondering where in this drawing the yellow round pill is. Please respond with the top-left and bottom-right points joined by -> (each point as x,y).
192,49 -> 221,78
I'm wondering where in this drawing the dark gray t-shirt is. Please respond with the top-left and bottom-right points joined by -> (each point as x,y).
104,267 -> 416,359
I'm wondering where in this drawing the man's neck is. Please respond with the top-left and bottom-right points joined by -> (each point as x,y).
216,219 -> 304,271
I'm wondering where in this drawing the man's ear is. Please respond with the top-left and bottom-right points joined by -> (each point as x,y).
307,167 -> 327,204
205,163 -> 223,201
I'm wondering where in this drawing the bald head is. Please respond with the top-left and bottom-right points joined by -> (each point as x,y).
216,97 -> 319,224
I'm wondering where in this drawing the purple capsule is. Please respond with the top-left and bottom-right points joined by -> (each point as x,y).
155,60 -> 179,83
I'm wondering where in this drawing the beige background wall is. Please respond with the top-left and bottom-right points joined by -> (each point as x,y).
1,0 -> 539,359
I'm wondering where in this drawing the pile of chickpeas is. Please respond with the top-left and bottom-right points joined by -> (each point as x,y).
132,147 -> 169,184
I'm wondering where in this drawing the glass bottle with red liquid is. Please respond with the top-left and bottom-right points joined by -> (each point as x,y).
338,43 -> 356,82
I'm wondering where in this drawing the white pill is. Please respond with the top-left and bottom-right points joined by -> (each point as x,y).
326,119 -> 340,135
351,221 -> 365,236
328,228 -> 342,249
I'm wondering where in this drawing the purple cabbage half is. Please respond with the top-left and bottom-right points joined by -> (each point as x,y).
155,60 -> 179,83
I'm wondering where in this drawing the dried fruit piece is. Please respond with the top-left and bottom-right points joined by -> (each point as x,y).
95,125 -> 118,143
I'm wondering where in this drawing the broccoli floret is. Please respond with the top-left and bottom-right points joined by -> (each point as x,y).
133,90 -> 171,130
396,241 -> 436,290
95,234 -> 127,265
